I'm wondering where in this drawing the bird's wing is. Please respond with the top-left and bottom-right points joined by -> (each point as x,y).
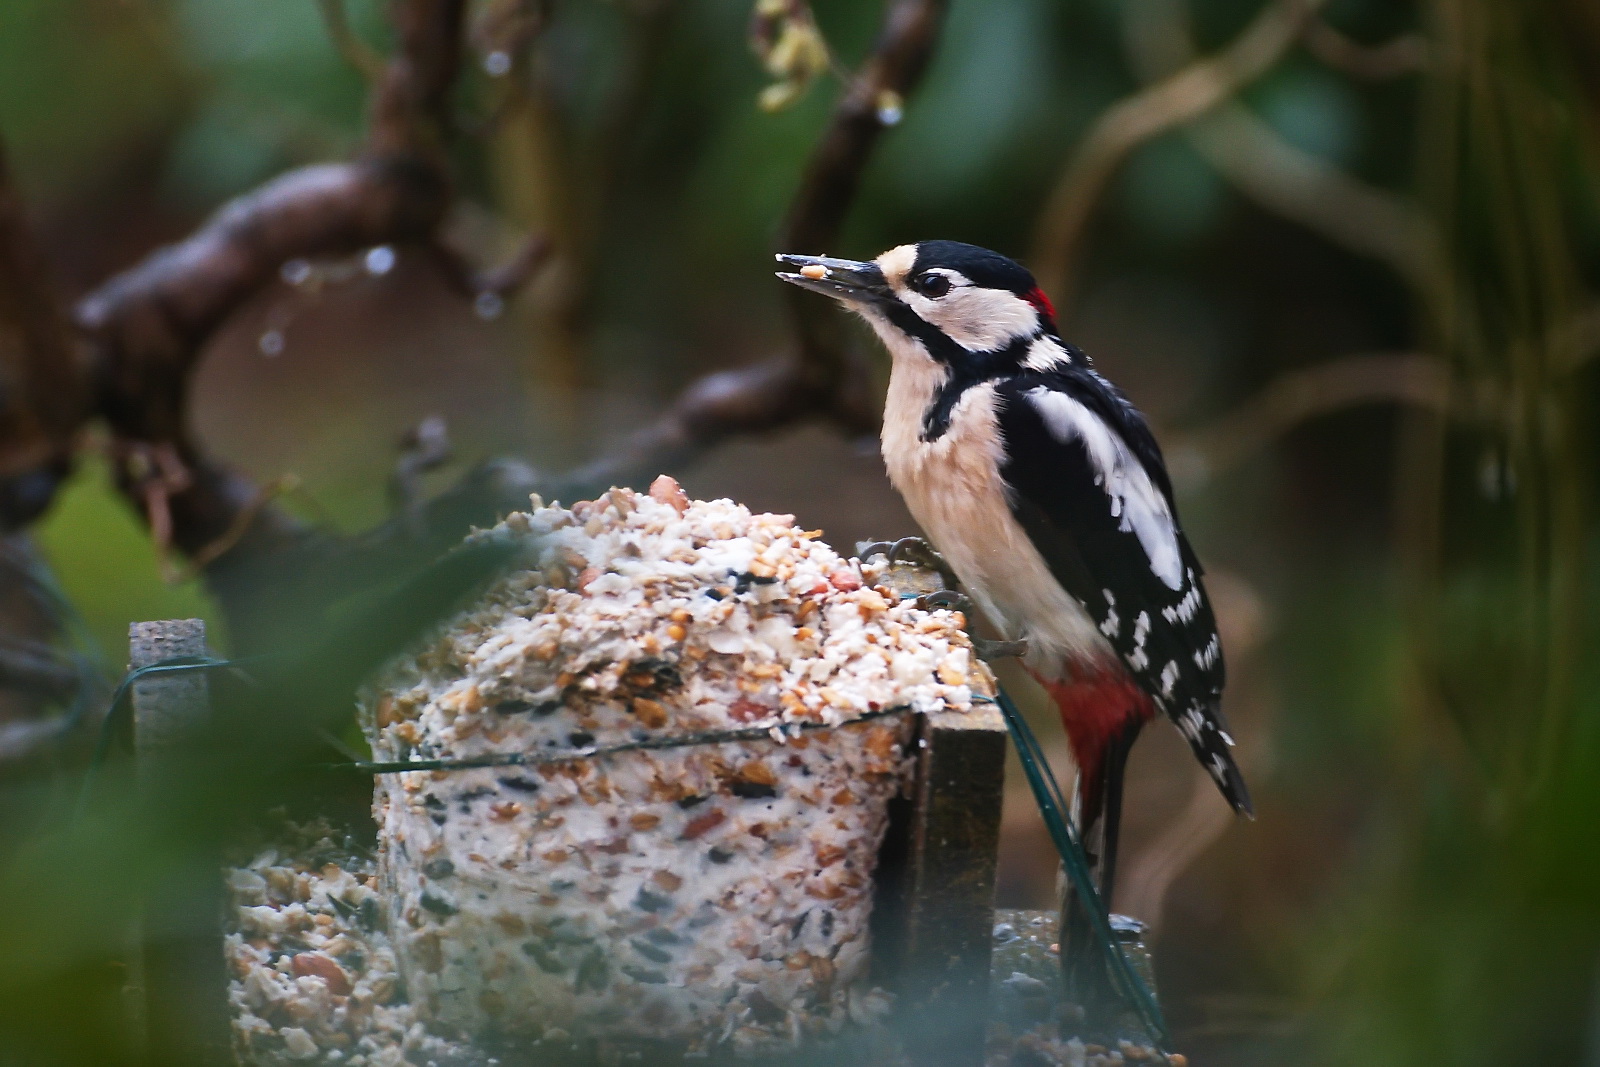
995,371 -> 1251,814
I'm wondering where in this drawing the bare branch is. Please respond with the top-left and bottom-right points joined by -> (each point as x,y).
44,0 -> 480,640
1030,0 -> 1327,308
779,0 -> 948,429
1115,0 -> 1442,307
1302,18 -> 1430,81
426,230 -> 551,309
1188,105 -> 1441,298
316,0 -> 387,81
1166,353 -> 1450,490
1168,302 -> 1600,494
548,360 -> 813,501
0,143 -> 90,530
80,162 -> 448,440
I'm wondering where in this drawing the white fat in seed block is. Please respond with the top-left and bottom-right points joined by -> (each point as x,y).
360,479 -> 994,1053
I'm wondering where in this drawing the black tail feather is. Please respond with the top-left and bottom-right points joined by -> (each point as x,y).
1173,697 -> 1253,817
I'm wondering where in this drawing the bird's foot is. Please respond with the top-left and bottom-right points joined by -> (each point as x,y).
917,588 -> 972,613
858,536 -> 960,590
973,637 -> 1029,662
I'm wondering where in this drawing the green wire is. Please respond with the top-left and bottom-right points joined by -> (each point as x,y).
990,685 -> 1171,1049
73,656 -> 241,820
73,655 -> 1171,1050
340,704 -> 912,774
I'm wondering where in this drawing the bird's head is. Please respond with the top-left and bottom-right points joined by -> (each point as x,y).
776,240 -> 1062,370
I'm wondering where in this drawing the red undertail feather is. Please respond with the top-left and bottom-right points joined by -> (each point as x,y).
1028,665 -> 1155,825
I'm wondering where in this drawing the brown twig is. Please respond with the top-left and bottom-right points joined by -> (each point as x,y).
316,0 -> 387,81
0,143 -> 90,530
1119,0 -> 1443,309
426,230 -> 551,310
1166,353 -> 1451,491
1302,18 -> 1430,81
1191,105 -> 1440,298
1030,0 -> 1327,310
546,359 -> 815,501
780,0 -> 947,417
166,475 -> 303,585
54,0 -> 488,641
542,0 -> 952,498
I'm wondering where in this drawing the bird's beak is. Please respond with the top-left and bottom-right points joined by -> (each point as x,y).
775,254 -> 893,306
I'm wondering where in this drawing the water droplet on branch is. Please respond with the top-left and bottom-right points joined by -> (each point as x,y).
474,292 -> 505,321
365,246 -> 397,276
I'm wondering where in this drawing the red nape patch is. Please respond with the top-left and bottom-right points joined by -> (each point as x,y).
1024,286 -> 1057,325
1028,665 -> 1154,819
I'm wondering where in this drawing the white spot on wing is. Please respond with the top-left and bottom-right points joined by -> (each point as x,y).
1127,610 -> 1151,670
1163,580 -> 1204,625
1099,605 -> 1120,638
1159,660 -> 1179,697
1025,387 -> 1185,590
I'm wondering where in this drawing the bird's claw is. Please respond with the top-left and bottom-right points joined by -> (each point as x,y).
859,536 -> 960,590
918,589 -> 972,613
973,637 -> 1029,663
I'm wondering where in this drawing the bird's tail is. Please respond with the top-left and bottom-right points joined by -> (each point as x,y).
1061,719 -> 1142,1008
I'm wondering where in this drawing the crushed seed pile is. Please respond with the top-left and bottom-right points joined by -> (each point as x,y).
348,479 -> 993,1054
226,823 -> 477,1066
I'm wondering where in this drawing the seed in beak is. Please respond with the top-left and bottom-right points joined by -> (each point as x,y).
800,264 -> 829,280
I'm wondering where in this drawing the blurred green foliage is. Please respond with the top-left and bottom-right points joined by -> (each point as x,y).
37,456 -> 221,663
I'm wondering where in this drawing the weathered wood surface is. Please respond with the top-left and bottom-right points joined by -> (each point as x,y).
875,701 -> 1009,1066
131,619 -> 233,1066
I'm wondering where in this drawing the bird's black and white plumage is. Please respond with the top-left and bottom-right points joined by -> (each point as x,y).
775,241 -> 1250,923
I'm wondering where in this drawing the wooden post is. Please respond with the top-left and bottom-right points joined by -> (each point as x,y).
873,702 -> 1008,1067
130,619 -> 232,1065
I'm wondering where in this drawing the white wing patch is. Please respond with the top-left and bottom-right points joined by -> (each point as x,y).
1022,335 -> 1072,371
1024,387 -> 1185,590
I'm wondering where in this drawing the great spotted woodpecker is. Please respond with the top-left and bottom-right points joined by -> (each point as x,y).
777,241 -> 1251,964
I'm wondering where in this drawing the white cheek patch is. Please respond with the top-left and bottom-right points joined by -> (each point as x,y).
1025,387 -> 1185,590
902,284 -> 1040,352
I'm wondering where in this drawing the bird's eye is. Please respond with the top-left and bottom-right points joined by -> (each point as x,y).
913,272 -> 951,298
